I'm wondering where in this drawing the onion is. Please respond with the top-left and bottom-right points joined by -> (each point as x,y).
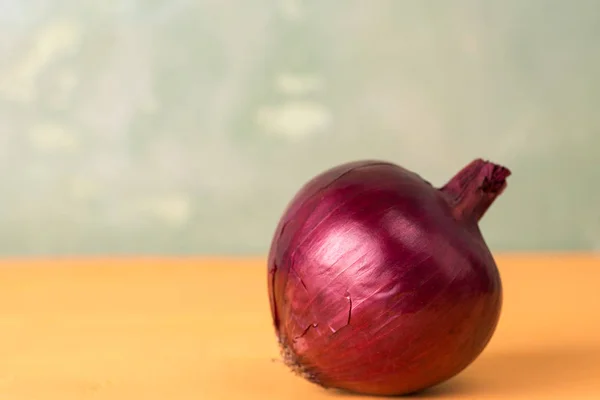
267,159 -> 510,395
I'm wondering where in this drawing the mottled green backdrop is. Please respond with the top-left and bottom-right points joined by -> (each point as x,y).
0,1 -> 598,255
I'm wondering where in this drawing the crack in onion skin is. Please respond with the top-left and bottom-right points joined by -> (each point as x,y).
267,159 -> 510,396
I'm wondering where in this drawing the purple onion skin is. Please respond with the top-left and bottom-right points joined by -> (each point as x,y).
267,159 -> 511,396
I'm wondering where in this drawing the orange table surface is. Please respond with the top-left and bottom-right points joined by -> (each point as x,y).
0,255 -> 598,399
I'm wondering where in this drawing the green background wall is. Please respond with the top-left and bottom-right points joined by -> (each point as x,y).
0,1 -> 598,255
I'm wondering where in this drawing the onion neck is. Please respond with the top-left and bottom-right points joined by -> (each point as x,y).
440,159 -> 511,222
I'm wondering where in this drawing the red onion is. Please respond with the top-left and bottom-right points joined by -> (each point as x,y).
267,159 -> 510,395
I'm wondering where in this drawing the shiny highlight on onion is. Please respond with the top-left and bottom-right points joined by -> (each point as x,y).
267,159 -> 510,395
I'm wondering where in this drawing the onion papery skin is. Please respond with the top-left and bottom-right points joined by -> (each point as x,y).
267,159 -> 510,396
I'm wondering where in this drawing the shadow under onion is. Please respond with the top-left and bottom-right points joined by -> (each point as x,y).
327,345 -> 600,398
